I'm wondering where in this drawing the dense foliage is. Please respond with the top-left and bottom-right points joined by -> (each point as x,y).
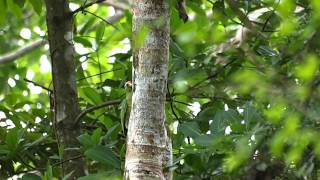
0,0 -> 320,179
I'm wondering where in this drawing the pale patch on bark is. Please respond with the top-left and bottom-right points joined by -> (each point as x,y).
56,105 -> 66,123
64,31 -> 73,44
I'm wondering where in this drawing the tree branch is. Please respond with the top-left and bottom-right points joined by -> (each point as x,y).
52,154 -> 84,167
24,78 -> 53,93
71,0 -> 128,15
0,39 -> 46,64
71,0 -> 106,15
77,68 -> 121,81
83,10 -> 119,30
0,12 -> 124,64
74,99 -> 122,126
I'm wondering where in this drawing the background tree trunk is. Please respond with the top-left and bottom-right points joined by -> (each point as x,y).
125,0 -> 172,179
44,0 -> 85,178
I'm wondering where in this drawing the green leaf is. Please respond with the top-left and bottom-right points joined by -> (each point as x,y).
7,0 -> 23,18
21,173 -> 42,180
6,128 -> 22,151
170,39 -> 186,58
243,102 -> 261,128
102,123 -> 121,141
84,145 -> 120,169
95,23 -> 105,44
0,0 -> 7,24
91,128 -> 102,145
13,0 -> 25,7
24,135 -> 48,149
210,109 -> 240,134
120,99 -> 127,132
74,37 -> 92,48
45,163 -> 53,180
80,87 -> 102,104
103,79 -> 122,87
110,53 -> 132,62
194,135 -> 215,146
78,133 -> 95,149
28,0 -> 43,15
178,122 -> 201,138
0,146 -> 10,156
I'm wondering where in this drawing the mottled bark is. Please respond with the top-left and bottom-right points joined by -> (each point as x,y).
44,0 -> 85,178
125,0 -> 172,179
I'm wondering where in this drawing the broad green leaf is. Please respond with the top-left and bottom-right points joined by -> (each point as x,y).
77,133 -> 95,149
210,109 -> 240,134
243,103 -> 261,128
84,145 -> 120,169
24,135 -> 48,148
45,163 -> 53,180
80,87 -> 102,104
91,128 -> 102,145
13,0 -> 25,7
28,0 -> 43,15
119,99 -> 127,132
102,122 -> 121,141
21,173 -> 42,180
178,122 -> 201,138
194,134 -> 215,146
295,55 -> 319,82
170,39 -> 186,58
5,128 -> 22,151
95,23 -> 105,44
7,0 -> 23,18
74,37 -> 92,48
0,0 -> 7,24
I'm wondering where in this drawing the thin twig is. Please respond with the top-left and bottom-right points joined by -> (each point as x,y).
167,84 -> 180,122
71,0 -> 106,15
173,100 -> 191,106
52,154 -> 84,167
74,99 -> 122,126
24,78 -> 53,93
83,10 -> 119,30
77,69 -> 121,81
0,11 -> 124,64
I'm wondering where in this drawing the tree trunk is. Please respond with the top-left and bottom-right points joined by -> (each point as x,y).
44,0 -> 85,178
125,0 -> 172,179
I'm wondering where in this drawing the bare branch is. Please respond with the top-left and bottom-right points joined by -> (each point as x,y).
0,12 -> 124,65
74,99 -> 122,126
0,39 -> 46,64
72,0 -> 128,15
77,68 -> 122,81
83,10 -> 119,30
24,78 -> 53,93
71,0 -> 106,15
